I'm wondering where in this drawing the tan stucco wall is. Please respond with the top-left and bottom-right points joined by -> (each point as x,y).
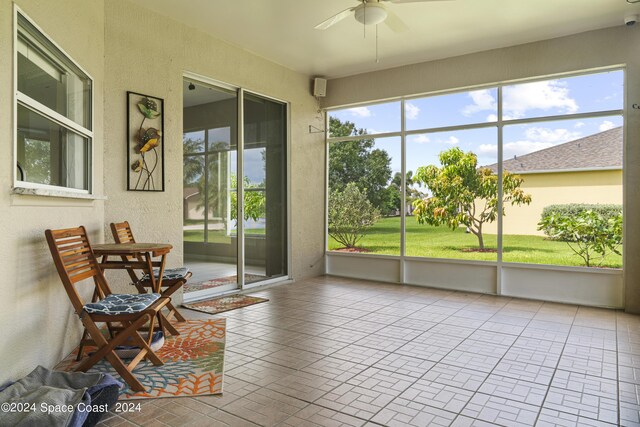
324,25 -> 640,313
0,0 -> 325,384
483,170 -> 623,236
102,0 -> 326,296
0,0 -> 105,381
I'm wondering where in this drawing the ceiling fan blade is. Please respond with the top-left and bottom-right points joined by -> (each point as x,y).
314,7 -> 356,30
383,0 -> 453,3
384,9 -> 409,33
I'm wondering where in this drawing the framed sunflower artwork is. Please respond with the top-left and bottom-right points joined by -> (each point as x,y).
127,91 -> 165,191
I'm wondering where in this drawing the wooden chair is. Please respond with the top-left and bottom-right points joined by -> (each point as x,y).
111,221 -> 191,323
46,226 -> 171,392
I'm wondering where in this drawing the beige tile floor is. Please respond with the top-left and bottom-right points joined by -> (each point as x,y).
99,275 -> 640,426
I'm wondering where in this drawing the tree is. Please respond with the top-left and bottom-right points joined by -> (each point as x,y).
329,117 -> 393,213
328,183 -> 380,249
182,138 -> 204,187
23,138 -> 52,184
230,174 -> 266,223
537,210 -> 622,267
412,147 -> 532,250
387,170 -> 424,214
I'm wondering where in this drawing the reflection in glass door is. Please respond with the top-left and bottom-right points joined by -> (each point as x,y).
183,78 -> 288,299
183,81 -> 239,298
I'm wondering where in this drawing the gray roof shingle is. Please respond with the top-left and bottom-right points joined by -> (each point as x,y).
485,126 -> 622,173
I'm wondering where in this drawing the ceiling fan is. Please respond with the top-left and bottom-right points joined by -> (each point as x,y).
315,0 -> 453,33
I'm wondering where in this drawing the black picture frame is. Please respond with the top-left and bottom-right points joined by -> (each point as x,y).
126,91 -> 165,191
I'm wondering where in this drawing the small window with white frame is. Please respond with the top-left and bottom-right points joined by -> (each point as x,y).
14,9 -> 93,192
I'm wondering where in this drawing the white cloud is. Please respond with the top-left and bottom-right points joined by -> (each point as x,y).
460,80 -> 579,121
478,144 -> 497,155
405,102 -> 420,120
523,127 -> 581,144
599,120 -> 616,132
348,107 -> 372,117
480,126 -> 581,159
462,90 -> 497,116
412,135 -> 430,144
444,136 -> 459,145
574,121 -> 585,128
486,114 -> 498,122
503,141 -> 555,158
503,80 -> 578,118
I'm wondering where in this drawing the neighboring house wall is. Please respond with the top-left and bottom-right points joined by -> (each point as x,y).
483,169 -> 623,236
0,0 -> 105,382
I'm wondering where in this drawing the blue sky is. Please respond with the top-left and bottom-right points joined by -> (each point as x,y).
330,70 -> 623,183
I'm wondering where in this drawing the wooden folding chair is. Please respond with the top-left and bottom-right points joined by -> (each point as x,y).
111,221 -> 191,323
46,226 -> 171,392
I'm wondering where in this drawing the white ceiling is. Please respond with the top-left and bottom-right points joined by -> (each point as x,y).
133,0 -> 640,79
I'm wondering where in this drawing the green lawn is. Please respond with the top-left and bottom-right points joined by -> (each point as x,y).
184,228 -> 265,243
328,216 -> 622,268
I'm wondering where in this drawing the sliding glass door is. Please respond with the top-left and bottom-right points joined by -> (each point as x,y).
183,78 -> 287,300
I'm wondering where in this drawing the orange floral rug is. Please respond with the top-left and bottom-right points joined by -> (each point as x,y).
55,319 -> 225,400
182,294 -> 268,315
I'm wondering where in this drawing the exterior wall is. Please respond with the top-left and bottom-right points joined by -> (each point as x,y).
0,0 -> 105,382
0,0 -> 324,384
324,24 -> 640,313
103,0 -> 326,297
484,169 -> 623,236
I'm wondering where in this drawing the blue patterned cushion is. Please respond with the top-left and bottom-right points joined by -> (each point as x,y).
140,267 -> 190,282
83,293 -> 160,315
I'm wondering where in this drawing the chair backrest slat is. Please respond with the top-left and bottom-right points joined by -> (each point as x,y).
69,268 -> 98,284
111,221 -> 136,244
46,226 -> 111,315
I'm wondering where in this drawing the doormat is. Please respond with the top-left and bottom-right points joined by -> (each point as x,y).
182,294 -> 269,315
55,319 -> 225,400
184,274 -> 266,293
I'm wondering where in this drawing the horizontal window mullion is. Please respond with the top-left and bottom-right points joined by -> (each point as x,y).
328,131 -> 402,143
501,109 -> 624,127
17,92 -> 93,139
183,150 -> 234,155
405,121 -> 497,136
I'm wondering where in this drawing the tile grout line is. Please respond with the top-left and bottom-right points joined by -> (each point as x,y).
616,309 -> 621,427
259,290 -> 470,423
531,305 -> 577,426
182,284 -> 624,427
448,296 -> 542,426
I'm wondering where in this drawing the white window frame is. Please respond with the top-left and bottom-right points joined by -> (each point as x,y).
13,6 -> 94,194
325,66 -> 625,273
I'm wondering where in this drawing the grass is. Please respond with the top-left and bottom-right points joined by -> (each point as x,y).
328,216 -> 622,268
184,228 -> 265,243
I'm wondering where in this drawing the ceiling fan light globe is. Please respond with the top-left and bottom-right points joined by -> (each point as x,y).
354,3 -> 388,25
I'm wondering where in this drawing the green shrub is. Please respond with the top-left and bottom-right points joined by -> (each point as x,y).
540,204 -> 621,239
541,204 -> 621,223
328,183 -> 380,249
537,209 -> 622,267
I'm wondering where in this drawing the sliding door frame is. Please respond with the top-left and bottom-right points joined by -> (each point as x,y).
183,71 -> 291,297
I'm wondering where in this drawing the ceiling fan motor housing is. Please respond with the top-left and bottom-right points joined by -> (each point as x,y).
354,2 -> 388,25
